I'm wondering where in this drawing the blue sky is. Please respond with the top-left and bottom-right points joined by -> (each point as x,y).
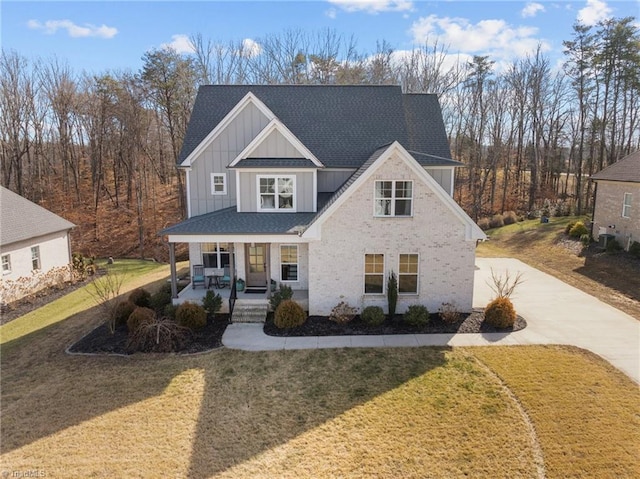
2,0 -> 639,75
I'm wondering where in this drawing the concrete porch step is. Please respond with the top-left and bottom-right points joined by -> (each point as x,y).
231,301 -> 269,323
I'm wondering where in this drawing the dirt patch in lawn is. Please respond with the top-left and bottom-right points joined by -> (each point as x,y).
264,310 -> 526,337
68,316 -> 229,355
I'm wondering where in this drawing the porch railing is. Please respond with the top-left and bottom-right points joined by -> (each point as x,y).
228,275 -> 237,320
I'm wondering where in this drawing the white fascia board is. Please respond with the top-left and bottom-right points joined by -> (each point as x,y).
229,167 -> 318,173
228,118 -> 324,168
185,168 -> 192,218
166,234 -> 310,244
303,141 -> 486,242
180,92 -> 276,168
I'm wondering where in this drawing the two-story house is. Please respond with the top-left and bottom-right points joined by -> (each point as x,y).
160,85 -> 485,318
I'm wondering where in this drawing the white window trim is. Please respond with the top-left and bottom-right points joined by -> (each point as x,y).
210,173 -> 227,195
364,253 -> 385,295
1,254 -> 11,274
373,180 -> 414,217
622,193 -> 632,218
257,175 -> 297,212
280,244 -> 298,282
31,246 -> 41,271
398,253 -> 419,295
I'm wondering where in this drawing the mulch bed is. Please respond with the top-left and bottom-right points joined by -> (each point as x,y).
68,315 -> 230,355
264,309 -> 526,337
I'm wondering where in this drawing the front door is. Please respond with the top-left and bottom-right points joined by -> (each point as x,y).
245,243 -> 267,287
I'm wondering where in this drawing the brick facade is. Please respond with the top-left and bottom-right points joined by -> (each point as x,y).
592,181 -> 639,250
308,152 -> 477,316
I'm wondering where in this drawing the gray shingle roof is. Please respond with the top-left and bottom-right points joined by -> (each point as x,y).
234,158 -> 317,169
179,85 -> 453,168
591,151 -> 640,183
159,207 -> 316,235
1,186 -> 75,246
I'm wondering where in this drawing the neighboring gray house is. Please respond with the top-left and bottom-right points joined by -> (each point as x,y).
161,85 -> 485,318
591,150 -> 640,250
0,186 -> 75,302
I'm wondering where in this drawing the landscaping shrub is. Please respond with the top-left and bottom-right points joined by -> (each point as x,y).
629,241 -> 640,258
127,306 -> 156,333
163,303 -> 177,320
477,217 -> 491,230
274,299 -> 306,329
438,302 -> 461,324
114,300 -> 136,328
569,221 -> 589,238
580,233 -> 591,247
176,302 -> 207,330
149,286 -> 172,313
329,301 -> 358,324
484,297 -> 516,328
502,211 -> 518,225
403,305 -> 429,327
129,288 -> 151,308
269,284 -> 293,311
606,237 -> 622,253
564,221 -> 576,235
361,306 -> 385,326
489,214 -> 504,229
126,317 -> 189,353
202,290 -> 222,319
387,271 -> 398,318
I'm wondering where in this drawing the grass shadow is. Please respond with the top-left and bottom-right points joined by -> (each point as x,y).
186,346 -> 451,478
574,251 -> 640,304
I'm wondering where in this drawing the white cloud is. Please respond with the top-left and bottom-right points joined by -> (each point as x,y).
577,0 -> 612,26
27,19 -> 117,39
325,8 -> 337,19
409,14 -> 550,66
161,34 -> 195,54
521,2 -> 545,18
240,38 -> 262,58
328,0 -> 413,14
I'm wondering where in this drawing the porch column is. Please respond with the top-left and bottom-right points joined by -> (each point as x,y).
169,242 -> 178,299
265,243 -> 271,297
229,243 -> 236,282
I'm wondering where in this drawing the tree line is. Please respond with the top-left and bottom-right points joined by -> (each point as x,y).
1,19 -> 638,257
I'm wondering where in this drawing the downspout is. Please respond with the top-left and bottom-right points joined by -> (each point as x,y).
589,180 -> 597,240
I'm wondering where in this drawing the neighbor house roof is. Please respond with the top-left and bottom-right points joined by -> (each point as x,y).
591,150 -> 640,183
0,186 -> 75,246
178,85 -> 453,169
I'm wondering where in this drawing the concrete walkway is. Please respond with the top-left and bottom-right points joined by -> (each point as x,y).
222,258 -> 640,383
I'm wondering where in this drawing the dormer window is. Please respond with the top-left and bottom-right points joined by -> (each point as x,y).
374,180 -> 413,217
258,175 -> 296,211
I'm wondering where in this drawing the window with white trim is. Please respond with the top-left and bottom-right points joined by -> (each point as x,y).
258,175 -> 295,211
398,254 -> 419,294
202,243 -> 230,268
1,254 -> 11,274
211,173 -> 227,195
280,245 -> 298,281
374,180 -> 413,216
364,253 -> 384,294
622,193 -> 632,218
31,246 -> 40,271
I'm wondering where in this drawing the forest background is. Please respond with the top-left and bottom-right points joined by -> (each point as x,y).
1,18 -> 638,261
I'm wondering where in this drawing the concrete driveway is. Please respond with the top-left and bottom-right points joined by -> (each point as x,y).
472,258 -> 639,383
223,257 -> 640,383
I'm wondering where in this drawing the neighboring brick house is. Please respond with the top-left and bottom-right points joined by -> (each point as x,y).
160,85 -> 485,318
591,150 -> 640,251
0,186 -> 75,303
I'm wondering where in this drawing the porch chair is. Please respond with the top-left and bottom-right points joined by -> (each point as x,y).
219,266 -> 231,288
191,264 -> 206,289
